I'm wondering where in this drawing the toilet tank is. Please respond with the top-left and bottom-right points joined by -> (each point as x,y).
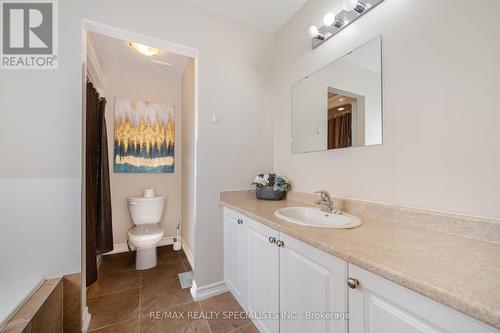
127,195 -> 165,225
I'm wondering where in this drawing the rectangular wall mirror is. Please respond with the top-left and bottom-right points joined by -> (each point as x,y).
291,36 -> 382,153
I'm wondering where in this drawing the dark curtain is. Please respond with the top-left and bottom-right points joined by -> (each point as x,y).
328,112 -> 352,149
86,81 -> 113,286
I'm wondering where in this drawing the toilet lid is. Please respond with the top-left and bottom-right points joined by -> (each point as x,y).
128,224 -> 163,237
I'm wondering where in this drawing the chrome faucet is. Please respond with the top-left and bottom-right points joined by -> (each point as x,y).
314,190 -> 341,214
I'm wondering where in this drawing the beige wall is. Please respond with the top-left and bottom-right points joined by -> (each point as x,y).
102,63 -> 182,245
274,0 -> 500,219
1,0 -> 498,301
0,0 -> 274,288
181,59 -> 196,256
79,1 -> 274,288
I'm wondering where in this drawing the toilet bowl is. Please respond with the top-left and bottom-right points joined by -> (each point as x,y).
127,189 -> 165,270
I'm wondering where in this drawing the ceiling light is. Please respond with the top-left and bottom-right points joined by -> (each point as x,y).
343,0 -> 366,14
129,42 -> 160,56
308,25 -> 326,40
338,107 -> 345,111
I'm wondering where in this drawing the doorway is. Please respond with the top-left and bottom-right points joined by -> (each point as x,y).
81,20 -> 198,331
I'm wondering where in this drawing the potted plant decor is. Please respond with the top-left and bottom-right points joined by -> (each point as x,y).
252,173 -> 290,201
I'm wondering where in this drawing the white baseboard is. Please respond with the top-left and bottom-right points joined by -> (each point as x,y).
82,306 -> 91,332
190,280 -> 228,301
181,239 -> 194,270
104,237 -> 174,255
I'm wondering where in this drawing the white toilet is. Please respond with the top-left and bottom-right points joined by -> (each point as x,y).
127,188 -> 165,270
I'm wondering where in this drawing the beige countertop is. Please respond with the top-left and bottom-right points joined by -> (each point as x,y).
220,192 -> 500,329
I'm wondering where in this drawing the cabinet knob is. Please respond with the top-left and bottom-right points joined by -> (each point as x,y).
347,278 -> 360,289
276,240 -> 285,248
268,236 -> 277,244
237,219 -> 243,225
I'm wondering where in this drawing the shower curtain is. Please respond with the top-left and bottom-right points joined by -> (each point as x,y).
328,112 -> 352,149
86,81 -> 113,286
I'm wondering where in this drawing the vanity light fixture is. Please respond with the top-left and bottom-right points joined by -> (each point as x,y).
129,42 -> 160,56
308,0 -> 384,49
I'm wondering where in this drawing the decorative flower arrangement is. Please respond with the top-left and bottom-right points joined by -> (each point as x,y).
252,173 -> 290,200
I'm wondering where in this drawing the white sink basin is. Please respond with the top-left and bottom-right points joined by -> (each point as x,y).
274,207 -> 362,229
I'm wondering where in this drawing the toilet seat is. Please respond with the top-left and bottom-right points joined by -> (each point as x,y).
128,224 -> 164,249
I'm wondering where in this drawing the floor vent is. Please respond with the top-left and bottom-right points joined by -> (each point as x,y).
178,271 -> 193,289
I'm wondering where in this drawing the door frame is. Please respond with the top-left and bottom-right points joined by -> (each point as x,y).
80,19 -> 199,331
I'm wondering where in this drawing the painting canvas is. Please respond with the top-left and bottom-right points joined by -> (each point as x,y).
114,98 -> 175,173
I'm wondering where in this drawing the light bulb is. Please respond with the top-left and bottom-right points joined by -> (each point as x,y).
129,42 -> 160,56
323,13 -> 343,28
343,0 -> 358,11
308,25 -> 319,38
343,0 -> 366,13
323,13 -> 335,26
307,25 -> 326,40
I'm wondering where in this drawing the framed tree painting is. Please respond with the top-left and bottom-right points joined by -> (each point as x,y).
114,98 -> 175,173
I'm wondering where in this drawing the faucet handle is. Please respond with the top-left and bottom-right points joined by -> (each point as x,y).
314,190 -> 331,201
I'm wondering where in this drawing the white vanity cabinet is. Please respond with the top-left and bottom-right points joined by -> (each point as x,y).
223,208 -> 348,333
223,207 -> 499,333
223,210 -> 246,305
244,217 -> 280,333
279,233 -> 348,333
348,264 -> 499,333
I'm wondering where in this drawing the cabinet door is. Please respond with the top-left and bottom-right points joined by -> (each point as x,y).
348,264 -> 499,333
279,233 -> 348,333
223,209 -> 245,305
245,218 -> 280,333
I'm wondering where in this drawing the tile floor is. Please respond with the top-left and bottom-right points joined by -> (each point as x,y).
87,246 -> 258,333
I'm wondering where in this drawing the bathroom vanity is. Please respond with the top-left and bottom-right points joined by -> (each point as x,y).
221,191 -> 500,333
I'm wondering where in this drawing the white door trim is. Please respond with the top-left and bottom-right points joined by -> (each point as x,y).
82,20 -> 198,58
181,239 -> 195,270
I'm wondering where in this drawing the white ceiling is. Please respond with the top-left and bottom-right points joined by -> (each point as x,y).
186,0 -> 308,33
88,32 -> 190,80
